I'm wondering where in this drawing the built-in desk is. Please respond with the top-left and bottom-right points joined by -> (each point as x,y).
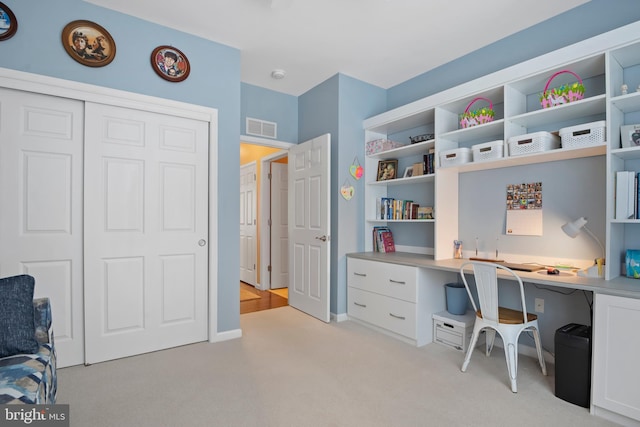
346,252 -> 640,426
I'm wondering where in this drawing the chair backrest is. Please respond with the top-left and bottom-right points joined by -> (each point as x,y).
459,261 -> 528,326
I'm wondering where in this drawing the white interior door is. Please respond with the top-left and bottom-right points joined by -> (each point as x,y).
0,88 -> 85,368
270,161 -> 288,289
240,162 -> 257,286
83,102 -> 209,364
288,134 -> 331,322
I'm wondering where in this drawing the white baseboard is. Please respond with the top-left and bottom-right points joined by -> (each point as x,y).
209,328 -> 242,343
332,312 -> 349,322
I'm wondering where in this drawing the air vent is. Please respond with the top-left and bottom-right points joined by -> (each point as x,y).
246,117 -> 277,139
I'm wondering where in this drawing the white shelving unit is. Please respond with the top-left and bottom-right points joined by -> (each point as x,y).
358,23 -> 640,425
364,51 -> 608,261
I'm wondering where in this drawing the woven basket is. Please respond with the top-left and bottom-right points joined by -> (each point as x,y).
460,97 -> 494,129
540,70 -> 585,109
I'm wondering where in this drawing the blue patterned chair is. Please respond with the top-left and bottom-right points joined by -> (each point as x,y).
0,276 -> 57,404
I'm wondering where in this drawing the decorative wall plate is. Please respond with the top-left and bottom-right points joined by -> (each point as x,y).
151,45 -> 190,82
61,20 -> 115,67
0,2 -> 17,41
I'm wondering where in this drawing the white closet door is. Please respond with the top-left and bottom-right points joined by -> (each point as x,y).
83,103 -> 209,364
0,88 -> 85,368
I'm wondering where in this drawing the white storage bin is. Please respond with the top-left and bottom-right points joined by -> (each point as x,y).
365,139 -> 405,155
472,140 -> 504,162
432,310 -> 479,352
439,147 -> 472,168
559,120 -> 606,149
507,131 -> 560,157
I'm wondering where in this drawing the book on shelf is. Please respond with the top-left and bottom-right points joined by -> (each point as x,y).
417,206 -> 433,219
423,148 -> 435,175
376,198 -> 422,220
372,226 -> 395,252
615,171 -> 636,220
380,230 -> 396,253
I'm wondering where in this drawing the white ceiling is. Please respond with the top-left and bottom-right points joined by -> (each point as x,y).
84,0 -> 590,96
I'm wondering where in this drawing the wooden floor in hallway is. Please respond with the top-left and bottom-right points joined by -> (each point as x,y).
240,281 -> 288,314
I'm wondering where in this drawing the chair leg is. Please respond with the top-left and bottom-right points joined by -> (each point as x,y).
485,329 -> 496,356
532,328 -> 547,375
504,340 -> 519,393
461,324 -> 482,372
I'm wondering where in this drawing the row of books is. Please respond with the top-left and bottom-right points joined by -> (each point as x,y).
616,170 -> 640,219
376,197 -> 433,220
423,149 -> 436,175
373,226 -> 395,253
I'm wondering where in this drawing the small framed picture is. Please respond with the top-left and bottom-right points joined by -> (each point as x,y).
0,2 -> 17,41
61,20 -> 116,67
403,166 -> 414,178
151,46 -> 190,82
377,159 -> 398,181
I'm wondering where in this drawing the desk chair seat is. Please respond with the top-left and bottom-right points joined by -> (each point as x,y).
459,261 -> 547,393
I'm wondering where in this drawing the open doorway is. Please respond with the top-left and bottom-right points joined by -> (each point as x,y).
239,139 -> 293,314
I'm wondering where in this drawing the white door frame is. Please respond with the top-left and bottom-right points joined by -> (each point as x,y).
0,67 -> 221,344
241,135 -> 294,291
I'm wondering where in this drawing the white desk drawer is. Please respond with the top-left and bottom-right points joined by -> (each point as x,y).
348,258 -> 417,302
348,287 -> 416,340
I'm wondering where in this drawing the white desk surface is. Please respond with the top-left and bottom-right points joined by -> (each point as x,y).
347,252 -> 640,299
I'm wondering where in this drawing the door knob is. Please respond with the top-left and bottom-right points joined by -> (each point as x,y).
315,235 -> 328,242
198,239 -> 207,246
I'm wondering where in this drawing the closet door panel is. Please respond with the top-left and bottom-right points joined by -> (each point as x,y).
83,102 -> 209,364
0,88 -> 85,368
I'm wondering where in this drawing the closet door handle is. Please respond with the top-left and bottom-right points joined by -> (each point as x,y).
389,279 -> 406,285
389,313 -> 406,320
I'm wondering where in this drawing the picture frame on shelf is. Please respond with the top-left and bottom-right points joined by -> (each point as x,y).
151,45 -> 190,82
0,2 -> 17,41
377,159 -> 398,181
403,166 -> 414,178
61,20 -> 115,67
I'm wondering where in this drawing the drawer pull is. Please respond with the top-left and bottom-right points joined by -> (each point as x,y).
389,313 -> 406,320
389,279 -> 406,285
353,272 -> 367,277
354,302 -> 367,308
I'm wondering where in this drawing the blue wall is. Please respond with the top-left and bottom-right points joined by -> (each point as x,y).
241,83 -> 298,143
387,0 -> 640,109
3,0 -> 640,339
0,0 -> 242,332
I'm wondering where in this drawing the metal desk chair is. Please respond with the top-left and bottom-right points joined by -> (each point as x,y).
459,261 -> 547,392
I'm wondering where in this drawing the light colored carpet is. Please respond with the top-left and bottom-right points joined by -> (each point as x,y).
240,287 -> 261,301
57,306 -> 616,427
269,287 -> 288,298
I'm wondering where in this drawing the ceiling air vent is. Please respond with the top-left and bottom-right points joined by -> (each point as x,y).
246,117 -> 277,139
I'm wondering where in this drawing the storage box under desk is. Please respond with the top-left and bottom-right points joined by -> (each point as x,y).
433,310 -> 480,352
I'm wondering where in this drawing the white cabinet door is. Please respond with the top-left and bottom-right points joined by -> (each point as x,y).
83,103 -> 209,364
0,88 -> 85,368
593,293 -> 640,422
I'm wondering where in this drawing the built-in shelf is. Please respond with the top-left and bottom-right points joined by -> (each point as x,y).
368,173 -> 435,186
440,143 -> 606,173
508,95 -> 606,129
368,140 -> 434,160
611,146 -> 640,160
367,219 -> 435,224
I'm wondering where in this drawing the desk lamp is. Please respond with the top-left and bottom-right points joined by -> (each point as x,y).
561,217 -> 605,277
